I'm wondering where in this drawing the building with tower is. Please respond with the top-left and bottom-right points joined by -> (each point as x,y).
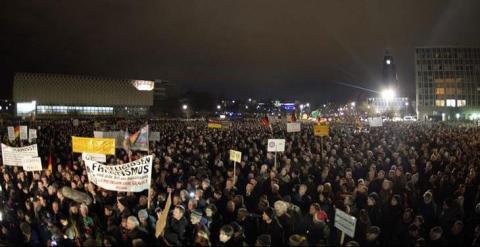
367,51 -> 410,116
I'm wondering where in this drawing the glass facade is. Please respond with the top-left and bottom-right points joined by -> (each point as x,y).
37,105 -> 114,115
415,47 -> 480,119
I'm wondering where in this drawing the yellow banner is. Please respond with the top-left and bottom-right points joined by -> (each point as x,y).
208,123 -> 222,129
72,136 -> 116,155
313,124 -> 329,137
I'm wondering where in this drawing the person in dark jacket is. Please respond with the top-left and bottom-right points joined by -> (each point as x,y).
364,226 -> 381,247
126,216 -> 149,246
165,205 -> 188,246
428,226 -> 448,247
260,207 -> 284,247
217,224 -> 235,247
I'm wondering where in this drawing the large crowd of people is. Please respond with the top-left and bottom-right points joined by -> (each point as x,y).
1,118 -> 480,246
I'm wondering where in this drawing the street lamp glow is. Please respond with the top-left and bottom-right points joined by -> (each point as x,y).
351,102 -> 356,107
217,105 -> 221,110
386,59 -> 391,65
182,104 -> 188,110
381,89 -> 396,100
405,102 -> 409,106
245,105 -> 248,109
300,104 -> 304,110
248,98 -> 252,102
306,103 -> 310,107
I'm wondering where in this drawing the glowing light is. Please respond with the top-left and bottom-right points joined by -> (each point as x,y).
381,89 -> 396,100
217,105 -> 221,110
182,104 -> 188,110
132,80 -> 154,91
386,59 -> 391,65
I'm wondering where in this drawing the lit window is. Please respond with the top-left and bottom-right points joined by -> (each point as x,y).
446,99 -> 456,107
436,88 -> 445,95
457,100 -> 466,107
435,100 -> 445,107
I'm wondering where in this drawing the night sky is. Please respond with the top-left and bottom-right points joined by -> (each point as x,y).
1,0 -> 480,104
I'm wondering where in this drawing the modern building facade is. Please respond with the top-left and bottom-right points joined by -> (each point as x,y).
13,73 -> 153,117
415,47 -> 480,121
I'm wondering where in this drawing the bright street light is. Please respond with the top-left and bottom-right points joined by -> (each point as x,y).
182,104 -> 188,110
248,98 -> 252,102
351,102 -> 356,107
217,105 -> 221,110
381,89 -> 396,101
306,103 -> 310,107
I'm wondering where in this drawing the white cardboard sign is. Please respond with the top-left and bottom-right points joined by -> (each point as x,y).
267,139 -> 285,152
22,157 -> 43,171
334,208 -> 357,238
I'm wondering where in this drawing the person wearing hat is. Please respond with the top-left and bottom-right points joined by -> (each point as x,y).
255,234 -> 271,247
186,210 -> 209,246
260,207 -> 284,247
306,210 -> 330,246
364,226 -> 381,246
138,209 -> 156,236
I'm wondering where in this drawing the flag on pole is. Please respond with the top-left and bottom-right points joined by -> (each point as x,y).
47,153 -> 53,172
123,129 -> 129,151
129,125 -> 149,151
14,126 -> 20,139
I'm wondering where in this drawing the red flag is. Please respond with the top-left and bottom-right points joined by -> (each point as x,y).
14,126 -> 20,139
261,116 -> 269,127
47,153 -> 53,172
288,110 -> 297,123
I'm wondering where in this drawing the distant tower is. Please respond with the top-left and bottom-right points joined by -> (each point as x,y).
382,50 -> 398,88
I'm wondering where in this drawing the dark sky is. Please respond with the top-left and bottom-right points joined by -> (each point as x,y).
1,0 -> 480,104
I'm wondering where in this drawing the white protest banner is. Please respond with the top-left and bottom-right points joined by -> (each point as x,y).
334,208 -> 357,238
85,155 -> 152,192
368,117 -> 383,127
19,126 -> 28,141
229,150 -> 242,163
267,139 -> 285,152
7,127 -> 15,141
1,144 -> 39,166
82,153 -> 107,163
149,131 -> 160,142
287,122 -> 301,133
93,131 -> 104,138
28,129 -> 37,142
22,157 -> 43,171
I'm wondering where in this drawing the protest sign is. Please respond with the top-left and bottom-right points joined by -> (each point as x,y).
22,157 -> 43,171
72,136 -> 115,155
287,122 -> 301,133
85,155 -> 153,192
1,144 -> 38,166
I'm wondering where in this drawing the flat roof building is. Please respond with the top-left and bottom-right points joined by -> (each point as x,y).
415,47 -> 480,121
13,73 -> 153,117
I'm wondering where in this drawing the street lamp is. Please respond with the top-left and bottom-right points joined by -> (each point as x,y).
248,98 -> 252,102
351,102 -> 356,107
381,89 -> 396,101
182,104 -> 188,110
306,103 -> 310,107
217,105 -> 221,110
